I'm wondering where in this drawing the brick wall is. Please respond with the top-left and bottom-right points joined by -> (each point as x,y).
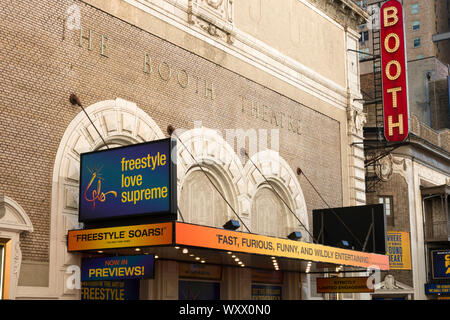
429,78 -> 450,130
366,172 -> 413,287
0,0 -> 345,262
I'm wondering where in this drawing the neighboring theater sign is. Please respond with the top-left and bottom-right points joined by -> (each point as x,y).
386,231 -> 411,270
431,250 -> 450,280
425,250 -> 450,298
380,0 -> 409,142
79,138 -> 177,223
316,277 -> 374,293
425,283 -> 450,296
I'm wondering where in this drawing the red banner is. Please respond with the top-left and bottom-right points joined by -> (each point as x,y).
380,0 -> 409,142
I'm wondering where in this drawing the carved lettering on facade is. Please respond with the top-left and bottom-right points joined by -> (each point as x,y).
69,22 -> 308,125
78,26 -> 109,57
240,96 -> 301,135
142,53 -> 215,101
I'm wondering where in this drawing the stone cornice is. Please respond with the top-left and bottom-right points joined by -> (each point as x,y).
307,0 -> 369,30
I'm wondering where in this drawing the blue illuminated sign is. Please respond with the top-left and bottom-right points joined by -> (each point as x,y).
431,250 -> 450,280
81,255 -> 155,281
79,138 -> 177,222
425,283 -> 450,295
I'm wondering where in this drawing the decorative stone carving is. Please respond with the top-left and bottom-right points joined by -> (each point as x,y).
392,156 -> 408,171
187,0 -> 235,44
64,186 -> 79,210
384,275 -> 396,290
0,196 -> 33,299
347,106 -> 367,137
12,241 -> 22,277
0,196 -> 34,233
375,154 -> 393,182
307,0 -> 367,30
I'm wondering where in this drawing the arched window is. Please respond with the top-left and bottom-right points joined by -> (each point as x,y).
251,181 -> 292,237
179,167 -> 232,227
244,149 -> 309,240
176,127 -> 246,230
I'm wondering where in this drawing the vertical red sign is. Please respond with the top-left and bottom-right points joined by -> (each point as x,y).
380,0 -> 409,142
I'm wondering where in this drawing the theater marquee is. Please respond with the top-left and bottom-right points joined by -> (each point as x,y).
68,222 -> 390,270
67,222 -> 173,251
380,0 -> 409,142
174,223 -> 390,270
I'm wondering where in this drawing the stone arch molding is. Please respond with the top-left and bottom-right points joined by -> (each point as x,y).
176,127 -> 250,227
30,97 -> 309,299
176,128 -> 308,236
21,98 -> 165,299
0,196 -> 34,234
0,195 -> 33,299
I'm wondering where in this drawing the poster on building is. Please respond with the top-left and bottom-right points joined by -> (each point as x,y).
81,255 -> 154,281
251,284 -> 282,300
386,231 -> 412,270
431,250 -> 450,279
79,138 -> 177,223
81,280 -> 140,300
425,283 -> 450,295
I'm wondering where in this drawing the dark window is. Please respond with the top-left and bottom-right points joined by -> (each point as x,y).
359,31 -> 369,43
379,196 -> 394,225
414,37 -> 421,48
412,21 -> 420,30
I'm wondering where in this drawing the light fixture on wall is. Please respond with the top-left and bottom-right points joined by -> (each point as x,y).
287,231 -> 302,241
223,219 -> 240,231
336,240 -> 353,250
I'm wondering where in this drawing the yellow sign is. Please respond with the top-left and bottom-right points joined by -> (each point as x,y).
317,277 -> 374,293
175,222 -> 390,270
67,222 -> 173,251
386,231 -> 411,270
